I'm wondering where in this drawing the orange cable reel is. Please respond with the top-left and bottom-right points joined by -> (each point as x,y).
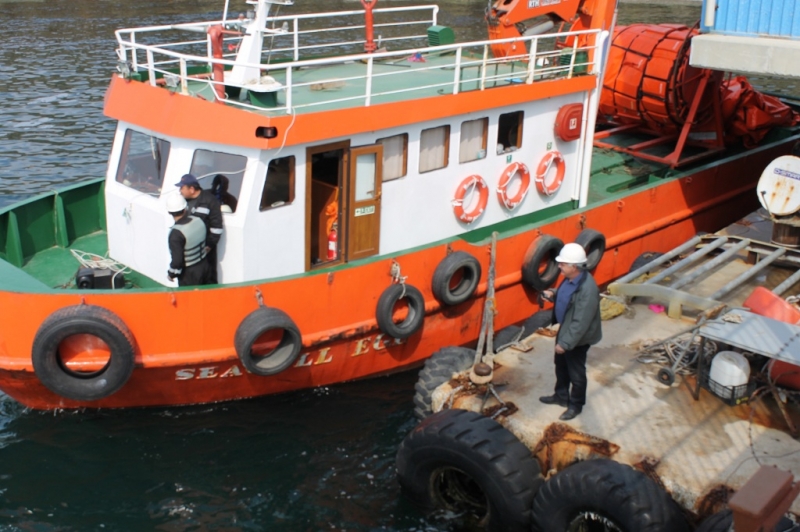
452,175 -> 489,223
535,151 -> 566,196
496,162 -> 531,210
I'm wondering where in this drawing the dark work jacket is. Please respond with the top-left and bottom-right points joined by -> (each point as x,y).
187,189 -> 224,248
553,271 -> 602,351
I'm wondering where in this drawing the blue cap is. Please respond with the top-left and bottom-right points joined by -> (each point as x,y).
175,174 -> 199,187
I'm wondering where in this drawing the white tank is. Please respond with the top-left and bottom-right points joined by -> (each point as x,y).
756,155 -> 800,216
709,351 -> 750,397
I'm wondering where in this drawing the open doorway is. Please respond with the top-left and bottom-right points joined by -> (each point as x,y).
306,140 -> 383,270
306,141 -> 348,269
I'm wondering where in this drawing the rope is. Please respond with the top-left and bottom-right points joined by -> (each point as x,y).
637,336 -> 717,376
390,260 -> 407,298
70,249 -> 131,289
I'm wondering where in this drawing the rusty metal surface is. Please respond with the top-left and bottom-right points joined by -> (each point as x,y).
531,423 -> 620,475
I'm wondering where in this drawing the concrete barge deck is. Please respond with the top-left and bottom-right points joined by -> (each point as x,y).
431,225 -> 800,519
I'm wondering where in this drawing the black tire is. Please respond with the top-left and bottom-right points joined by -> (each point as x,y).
531,459 -> 689,532
413,346 -> 475,419
521,309 -> 554,335
396,409 -> 544,532
234,307 -> 302,376
431,251 -> 482,306
629,251 -> 665,275
657,367 -> 676,386
32,305 -> 136,401
376,283 -> 425,339
696,509 -> 795,532
494,325 -> 523,352
575,228 -> 606,271
521,235 -> 564,291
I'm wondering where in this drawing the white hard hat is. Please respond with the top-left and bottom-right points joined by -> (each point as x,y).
555,242 -> 587,264
166,194 -> 187,214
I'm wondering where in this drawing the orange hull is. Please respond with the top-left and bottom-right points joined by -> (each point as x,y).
0,139 -> 789,409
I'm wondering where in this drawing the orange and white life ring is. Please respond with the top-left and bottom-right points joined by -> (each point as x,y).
496,162 -> 531,210
535,151 -> 565,196
452,175 -> 489,224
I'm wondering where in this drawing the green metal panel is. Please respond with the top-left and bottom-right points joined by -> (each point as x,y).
14,196 -> 57,260
5,212 -> 23,267
60,181 -> 104,243
54,195 -> 69,248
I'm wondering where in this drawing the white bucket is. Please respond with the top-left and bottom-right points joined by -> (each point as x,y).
709,351 -> 750,389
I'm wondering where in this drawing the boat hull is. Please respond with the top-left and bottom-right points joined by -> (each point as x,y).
0,136 -> 793,409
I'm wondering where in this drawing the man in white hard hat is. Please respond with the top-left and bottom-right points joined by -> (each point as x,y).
166,193 -> 210,287
539,242 -> 602,420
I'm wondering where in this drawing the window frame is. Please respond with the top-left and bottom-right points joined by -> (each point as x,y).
459,117 -> 489,164
418,125 -> 451,174
260,155 -> 296,211
376,133 -> 408,181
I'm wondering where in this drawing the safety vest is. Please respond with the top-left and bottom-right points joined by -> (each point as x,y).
173,216 -> 207,267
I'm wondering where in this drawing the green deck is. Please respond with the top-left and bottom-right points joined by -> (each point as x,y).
180,53 -> 563,114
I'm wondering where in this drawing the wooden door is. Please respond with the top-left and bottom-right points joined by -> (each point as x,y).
346,144 -> 383,261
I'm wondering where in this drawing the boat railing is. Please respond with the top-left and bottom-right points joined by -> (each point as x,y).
116,5 -> 439,72
116,21 -> 601,115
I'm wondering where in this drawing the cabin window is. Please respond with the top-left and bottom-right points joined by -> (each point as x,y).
189,150 -> 246,213
419,125 -> 450,173
260,155 -> 295,211
377,134 -> 407,181
497,111 -> 524,154
459,118 -> 488,163
115,130 -> 171,195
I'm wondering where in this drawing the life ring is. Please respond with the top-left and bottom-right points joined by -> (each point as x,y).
412,347 -> 475,419
535,151 -> 566,196
574,228 -> 606,271
32,305 -> 136,401
452,175 -> 489,224
532,459 -> 690,531
431,251 -> 482,306
376,283 -> 425,339
521,234 -> 564,291
496,162 -> 531,210
234,307 -> 302,376
396,409 -> 545,531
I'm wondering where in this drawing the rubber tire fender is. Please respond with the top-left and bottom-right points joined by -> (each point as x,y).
235,307 -> 303,376
413,346 -> 475,419
695,509 -> 795,532
629,251 -> 665,275
531,459 -> 689,532
376,283 -> 425,339
521,235 -> 564,291
32,304 -> 136,401
575,228 -> 606,271
397,409 -> 545,532
494,310 -> 554,353
431,251 -> 482,306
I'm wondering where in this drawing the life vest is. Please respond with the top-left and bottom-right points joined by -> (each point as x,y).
173,216 -> 207,267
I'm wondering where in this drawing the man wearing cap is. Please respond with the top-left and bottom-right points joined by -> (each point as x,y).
166,194 -> 210,287
538,242 -> 602,420
176,174 -> 224,283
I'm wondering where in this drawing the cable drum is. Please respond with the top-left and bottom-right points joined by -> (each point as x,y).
598,24 -> 721,134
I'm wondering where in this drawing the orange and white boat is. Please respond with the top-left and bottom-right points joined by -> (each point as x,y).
0,0 -> 798,409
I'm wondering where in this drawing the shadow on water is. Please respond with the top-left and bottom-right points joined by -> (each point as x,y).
0,371 -> 469,531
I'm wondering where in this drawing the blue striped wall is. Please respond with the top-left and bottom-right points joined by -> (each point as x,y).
701,0 -> 800,38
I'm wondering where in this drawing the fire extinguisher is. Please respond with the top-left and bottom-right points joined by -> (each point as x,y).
327,223 -> 338,261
